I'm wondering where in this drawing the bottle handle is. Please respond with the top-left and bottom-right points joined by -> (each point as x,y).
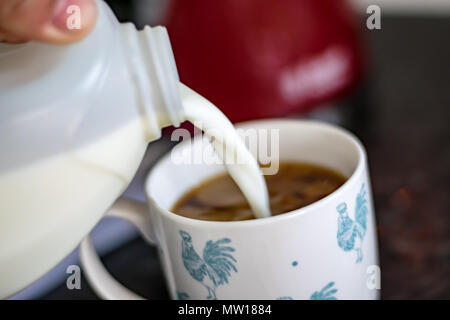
79,197 -> 153,300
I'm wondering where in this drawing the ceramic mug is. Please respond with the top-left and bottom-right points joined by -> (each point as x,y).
80,119 -> 380,300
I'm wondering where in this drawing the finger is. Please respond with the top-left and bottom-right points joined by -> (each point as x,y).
0,0 -> 98,44
0,26 -> 27,43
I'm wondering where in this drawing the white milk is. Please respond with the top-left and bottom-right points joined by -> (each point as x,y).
0,85 -> 270,297
181,84 -> 271,219
0,117 -> 149,298
0,0 -> 270,298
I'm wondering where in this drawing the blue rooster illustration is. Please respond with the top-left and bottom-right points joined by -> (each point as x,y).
310,282 -> 338,300
179,230 -> 238,300
176,291 -> 190,300
336,183 -> 369,263
276,282 -> 338,300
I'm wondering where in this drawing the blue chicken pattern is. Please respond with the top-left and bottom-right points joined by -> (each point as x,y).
336,183 -> 369,263
310,282 -> 338,300
179,230 -> 238,300
276,282 -> 338,300
176,291 -> 190,300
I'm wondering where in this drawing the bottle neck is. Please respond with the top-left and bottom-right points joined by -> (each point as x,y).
119,24 -> 184,141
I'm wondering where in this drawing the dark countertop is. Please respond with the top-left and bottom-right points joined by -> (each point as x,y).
43,16 -> 450,300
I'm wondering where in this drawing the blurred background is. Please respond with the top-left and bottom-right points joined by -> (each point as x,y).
12,0 -> 450,299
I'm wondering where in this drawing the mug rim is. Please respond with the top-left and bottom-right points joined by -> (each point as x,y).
145,118 -> 367,227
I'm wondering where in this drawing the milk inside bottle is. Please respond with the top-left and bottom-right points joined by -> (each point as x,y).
0,1 -> 270,298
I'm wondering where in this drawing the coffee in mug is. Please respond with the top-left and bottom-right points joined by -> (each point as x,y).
80,119 -> 380,300
172,162 -> 347,221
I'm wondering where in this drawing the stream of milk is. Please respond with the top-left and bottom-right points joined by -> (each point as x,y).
180,84 -> 271,219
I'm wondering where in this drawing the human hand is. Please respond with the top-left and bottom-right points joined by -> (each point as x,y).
0,0 -> 97,44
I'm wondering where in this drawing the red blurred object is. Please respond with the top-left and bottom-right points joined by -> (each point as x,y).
165,0 -> 364,123
166,0 -> 361,122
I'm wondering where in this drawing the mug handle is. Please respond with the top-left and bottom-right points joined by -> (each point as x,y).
79,197 -> 154,300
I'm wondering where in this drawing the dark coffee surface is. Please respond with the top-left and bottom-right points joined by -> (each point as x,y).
171,162 -> 347,221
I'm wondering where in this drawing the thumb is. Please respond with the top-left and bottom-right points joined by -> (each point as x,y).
0,0 -> 97,44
